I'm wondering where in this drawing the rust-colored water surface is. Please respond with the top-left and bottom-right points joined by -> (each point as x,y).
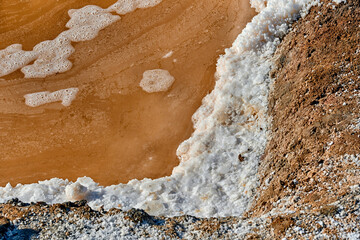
0,0 -> 255,186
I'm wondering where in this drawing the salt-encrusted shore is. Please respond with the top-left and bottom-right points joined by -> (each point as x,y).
0,0 -> 322,218
1,0 -> 359,239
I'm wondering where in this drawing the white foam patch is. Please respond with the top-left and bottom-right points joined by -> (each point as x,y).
21,36 -> 75,78
1,0 -> 328,218
0,44 -> 38,77
64,5 -> 120,42
136,0 -> 162,9
107,0 -> 162,15
24,88 -> 79,107
107,0 -> 137,14
0,0 -> 162,78
140,69 -> 175,93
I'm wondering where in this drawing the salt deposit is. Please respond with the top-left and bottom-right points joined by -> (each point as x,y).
0,0 -> 163,78
20,4 -> 121,78
0,44 -> 38,77
64,5 -> 120,42
107,0 -> 162,15
24,88 -> 79,107
140,69 -> 175,93
65,182 -> 90,201
21,36 -> 75,78
162,50 -> 174,58
249,0 -> 267,12
0,0 -> 337,218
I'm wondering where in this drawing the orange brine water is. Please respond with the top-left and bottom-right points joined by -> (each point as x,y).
0,0 -> 256,186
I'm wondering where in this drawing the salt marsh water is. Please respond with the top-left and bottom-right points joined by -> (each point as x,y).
0,0 -> 255,186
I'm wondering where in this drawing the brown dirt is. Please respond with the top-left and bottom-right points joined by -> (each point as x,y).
270,216 -> 295,236
250,0 -> 360,233
0,0 -> 255,186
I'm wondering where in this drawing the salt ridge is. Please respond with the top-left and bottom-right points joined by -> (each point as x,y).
0,0 -> 343,218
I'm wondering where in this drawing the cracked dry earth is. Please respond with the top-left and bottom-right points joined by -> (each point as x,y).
0,0 -> 359,239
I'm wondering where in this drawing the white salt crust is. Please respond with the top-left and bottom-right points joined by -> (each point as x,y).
24,88 -> 79,107
250,0 -> 268,12
2,0 -> 346,218
140,69 -> 175,93
0,0 -> 162,78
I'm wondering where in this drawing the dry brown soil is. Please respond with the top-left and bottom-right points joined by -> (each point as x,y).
250,0 -> 360,237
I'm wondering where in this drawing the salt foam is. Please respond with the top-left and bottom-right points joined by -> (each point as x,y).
21,36 -> 75,78
64,5 -> 120,42
24,88 -> 79,107
0,0 -> 163,78
0,44 -> 38,77
107,0 -> 162,15
140,69 -> 175,93
0,0 -> 341,218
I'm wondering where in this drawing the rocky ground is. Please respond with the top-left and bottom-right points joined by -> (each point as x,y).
1,0 -> 359,239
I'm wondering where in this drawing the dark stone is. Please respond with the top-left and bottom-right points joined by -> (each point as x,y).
73,200 -> 88,207
320,205 -> 338,216
125,209 -> 154,224
0,217 -> 10,234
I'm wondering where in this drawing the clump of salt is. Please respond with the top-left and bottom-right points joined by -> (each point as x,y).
24,88 -> 79,107
108,0 -> 162,15
250,0 -> 268,12
162,50 -> 173,59
64,5 -> 120,42
65,182 -> 89,201
0,44 -> 38,77
21,36 -> 75,78
140,69 -> 175,93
